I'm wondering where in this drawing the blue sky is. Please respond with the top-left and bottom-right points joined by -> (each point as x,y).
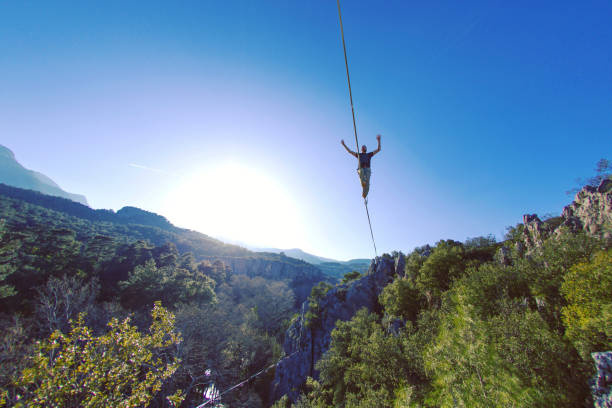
1,0 -> 611,260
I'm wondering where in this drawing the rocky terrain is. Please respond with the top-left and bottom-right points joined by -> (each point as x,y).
522,178 -> 612,250
271,178 -> 612,405
210,255 -> 330,306
271,254 -> 405,401
591,352 -> 612,408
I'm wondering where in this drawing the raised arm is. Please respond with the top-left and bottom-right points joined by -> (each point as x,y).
372,134 -> 382,155
341,139 -> 358,157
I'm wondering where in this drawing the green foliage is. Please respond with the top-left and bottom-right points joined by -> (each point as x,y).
0,190 -> 299,407
379,277 -> 422,322
118,256 -> 216,309
299,225 -> 603,407
561,248 -> 612,360
487,303 -> 589,407
516,230 -> 600,328
0,220 -> 17,298
454,262 -> 530,318
307,309 -> 423,408
415,240 -> 466,307
424,291 -> 542,408
12,302 -> 183,408
341,271 -> 361,284
0,183 -> 251,258
464,234 -> 496,249
567,157 -> 612,194
304,282 -> 332,328
0,317 -> 33,406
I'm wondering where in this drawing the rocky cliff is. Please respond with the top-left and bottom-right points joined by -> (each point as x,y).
591,351 -> 612,408
211,255 -> 331,306
270,254 -> 405,402
522,179 -> 612,251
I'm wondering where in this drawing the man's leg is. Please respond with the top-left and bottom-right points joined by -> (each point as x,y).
358,168 -> 371,199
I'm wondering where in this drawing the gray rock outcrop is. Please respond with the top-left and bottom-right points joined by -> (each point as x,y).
271,255 -> 401,402
211,256 -> 330,306
591,351 -> 612,408
562,180 -> 612,242
522,179 -> 612,250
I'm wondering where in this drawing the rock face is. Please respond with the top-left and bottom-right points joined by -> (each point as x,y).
522,179 -> 612,250
271,255 -> 403,402
563,181 -> 612,241
212,256 -> 330,306
591,351 -> 612,408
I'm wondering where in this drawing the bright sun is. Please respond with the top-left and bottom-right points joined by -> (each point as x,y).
164,162 -> 303,248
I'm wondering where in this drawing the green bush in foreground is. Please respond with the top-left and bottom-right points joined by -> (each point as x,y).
9,302 -> 183,408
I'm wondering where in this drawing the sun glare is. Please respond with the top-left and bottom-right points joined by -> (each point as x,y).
164,162 -> 303,248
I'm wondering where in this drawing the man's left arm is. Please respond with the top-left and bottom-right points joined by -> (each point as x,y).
372,134 -> 382,155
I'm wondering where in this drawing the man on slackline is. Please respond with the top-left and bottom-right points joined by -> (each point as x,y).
341,134 -> 381,199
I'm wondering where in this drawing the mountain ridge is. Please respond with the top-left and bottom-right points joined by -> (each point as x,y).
0,183 -> 332,305
0,144 -> 88,206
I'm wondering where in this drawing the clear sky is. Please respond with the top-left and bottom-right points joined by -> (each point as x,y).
1,1 -> 611,260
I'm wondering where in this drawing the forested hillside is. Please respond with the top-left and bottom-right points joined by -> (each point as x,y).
272,176 -> 612,408
1,170 -> 610,407
0,183 -> 329,303
0,185 -> 331,407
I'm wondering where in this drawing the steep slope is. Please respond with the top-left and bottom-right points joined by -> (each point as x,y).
271,254 -> 405,401
272,181 -> 612,405
0,145 -> 88,205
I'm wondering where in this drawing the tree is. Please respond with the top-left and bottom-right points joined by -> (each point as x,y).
12,302 -> 183,408
379,277 -> 422,322
119,258 -> 216,309
567,158 -> 612,195
34,275 -> 99,335
516,230 -> 599,330
424,291 -> 541,407
561,248 -> 612,360
313,309 -> 420,408
0,220 -> 18,298
415,240 -> 465,307
341,271 -> 361,285
304,282 -> 332,328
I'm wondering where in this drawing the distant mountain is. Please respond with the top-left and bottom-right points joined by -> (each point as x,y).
0,144 -> 88,206
254,247 -> 371,279
255,247 -> 337,264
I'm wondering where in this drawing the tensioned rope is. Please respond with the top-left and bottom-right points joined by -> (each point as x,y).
195,303 -> 308,407
196,351 -> 299,407
336,0 -> 378,258
197,5 -> 377,405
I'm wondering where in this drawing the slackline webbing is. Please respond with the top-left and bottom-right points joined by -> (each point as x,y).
337,0 -> 378,258
195,301 -> 308,406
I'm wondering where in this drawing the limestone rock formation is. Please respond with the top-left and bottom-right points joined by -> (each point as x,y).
522,179 -> 612,250
212,256 -> 329,306
271,254 -> 403,402
562,180 -> 612,242
591,351 -> 612,408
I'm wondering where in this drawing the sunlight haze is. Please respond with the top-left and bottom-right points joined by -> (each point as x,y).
164,162 -> 305,250
1,0 -> 611,260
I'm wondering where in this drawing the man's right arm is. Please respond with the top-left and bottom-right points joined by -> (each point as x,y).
341,140 -> 358,157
